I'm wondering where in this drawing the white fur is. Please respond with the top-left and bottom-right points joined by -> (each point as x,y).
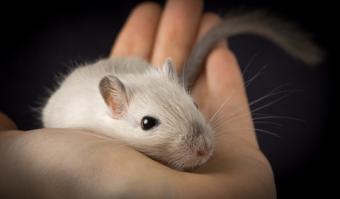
42,57 -> 214,170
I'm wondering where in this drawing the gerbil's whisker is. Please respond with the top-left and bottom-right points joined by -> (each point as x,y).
251,92 -> 293,113
216,126 -> 280,138
253,121 -> 283,127
255,128 -> 280,138
242,51 -> 263,77
208,89 -> 236,124
253,115 -> 305,122
245,64 -> 268,88
222,111 -> 250,125
268,82 -> 293,93
209,79 -> 301,140
248,82 -> 296,106
249,89 -> 300,107
211,108 -> 250,134
211,105 -> 247,126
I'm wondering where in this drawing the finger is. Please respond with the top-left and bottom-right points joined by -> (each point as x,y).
111,2 -> 162,60
190,13 -> 223,108
151,0 -> 203,70
206,47 -> 257,145
196,13 -> 242,95
206,47 -> 246,104
0,112 -> 17,131
196,13 -> 223,45
192,40 -> 243,117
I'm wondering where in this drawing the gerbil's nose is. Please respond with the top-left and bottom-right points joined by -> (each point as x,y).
196,144 -> 212,157
196,149 -> 207,157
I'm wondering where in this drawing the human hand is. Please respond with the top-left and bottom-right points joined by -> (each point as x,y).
0,0 -> 276,198
112,0 -> 275,197
112,0 -> 258,148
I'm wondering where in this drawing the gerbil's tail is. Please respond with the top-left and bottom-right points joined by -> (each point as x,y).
181,10 -> 324,89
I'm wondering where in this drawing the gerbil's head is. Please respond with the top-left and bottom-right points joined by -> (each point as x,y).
99,58 -> 214,170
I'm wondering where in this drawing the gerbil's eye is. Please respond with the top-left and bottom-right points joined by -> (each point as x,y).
141,116 -> 159,130
194,102 -> 199,109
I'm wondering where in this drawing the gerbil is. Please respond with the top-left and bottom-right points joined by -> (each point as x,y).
43,57 -> 214,170
42,11 -> 322,170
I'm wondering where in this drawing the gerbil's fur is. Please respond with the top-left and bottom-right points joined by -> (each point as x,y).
42,10 -> 323,170
43,58 -> 214,170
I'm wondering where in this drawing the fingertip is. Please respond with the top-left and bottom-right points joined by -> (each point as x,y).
151,0 -> 203,69
111,1 -> 162,59
207,47 -> 243,87
208,47 -> 238,71
197,12 -> 227,51
197,12 -> 222,40
132,1 -> 162,15
0,112 -> 17,131
203,12 -> 221,22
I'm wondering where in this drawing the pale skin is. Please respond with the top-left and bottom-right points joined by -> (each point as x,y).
0,0 -> 276,198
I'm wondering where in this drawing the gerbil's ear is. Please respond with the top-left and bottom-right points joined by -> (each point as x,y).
162,57 -> 178,81
99,75 -> 128,119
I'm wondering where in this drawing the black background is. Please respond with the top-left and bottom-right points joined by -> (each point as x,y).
0,0 -> 336,198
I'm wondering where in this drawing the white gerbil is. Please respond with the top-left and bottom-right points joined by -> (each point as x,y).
43,57 -> 214,170
42,11 -> 323,170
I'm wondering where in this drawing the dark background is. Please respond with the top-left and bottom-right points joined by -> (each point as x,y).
0,0 -> 336,198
